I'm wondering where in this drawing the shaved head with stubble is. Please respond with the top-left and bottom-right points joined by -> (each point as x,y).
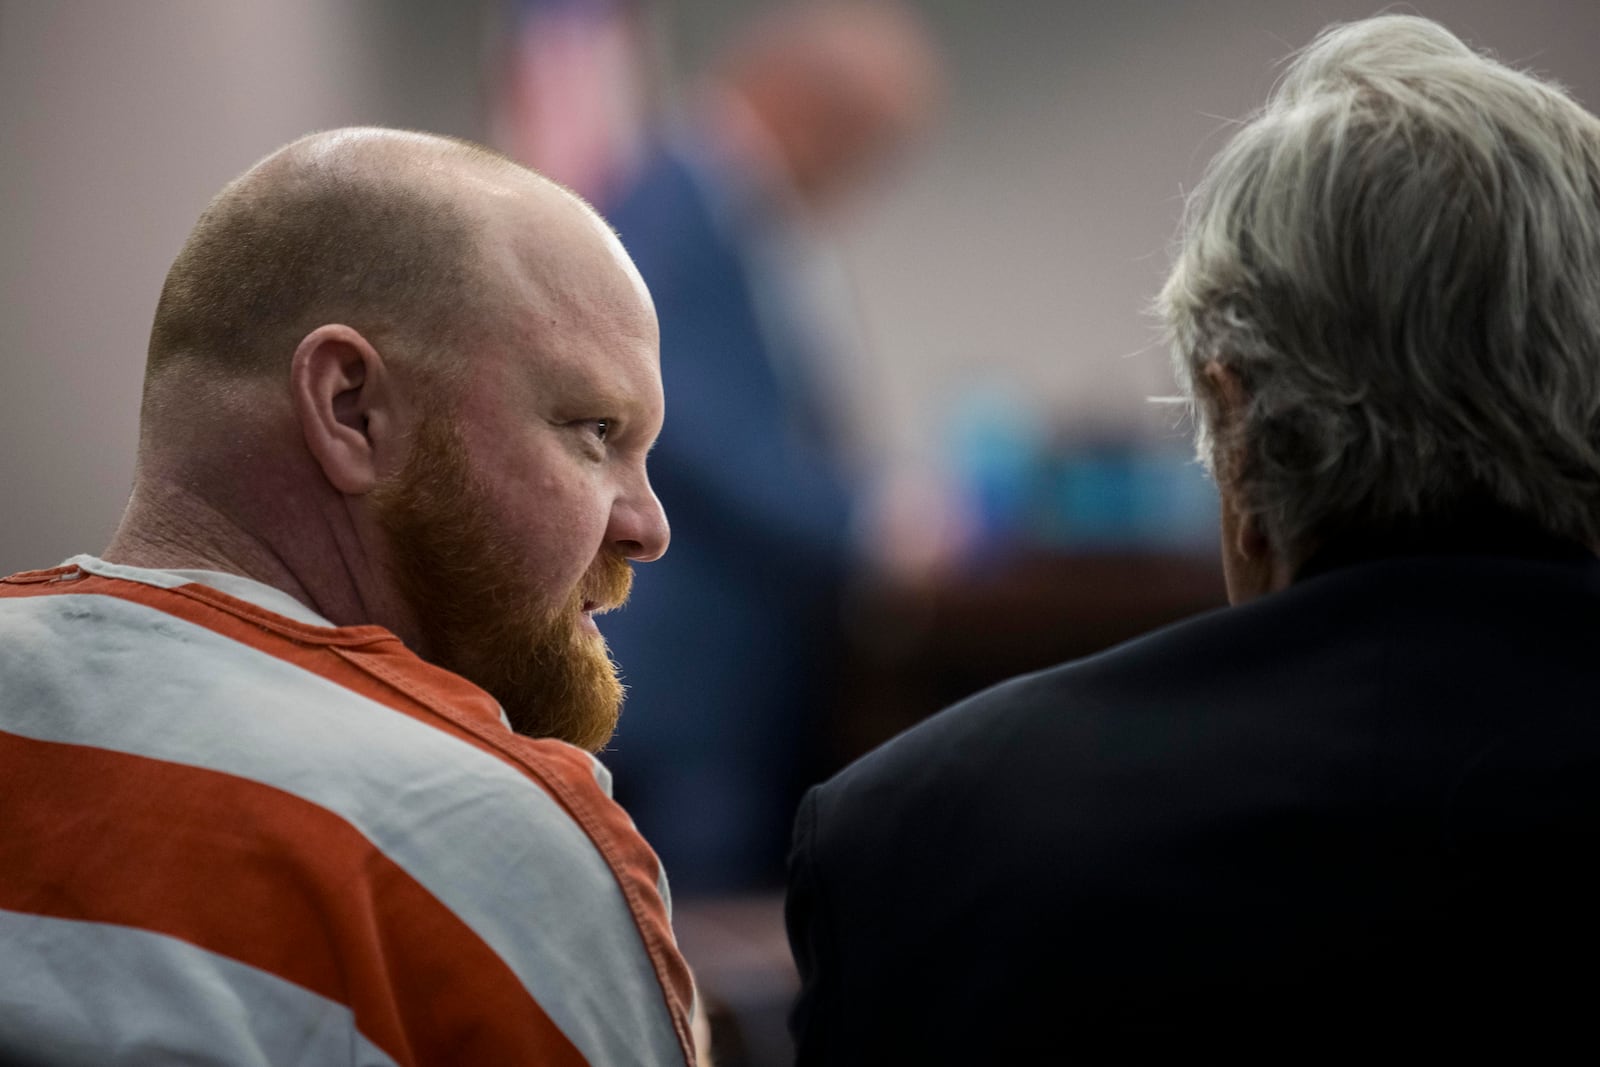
111,127 -> 671,751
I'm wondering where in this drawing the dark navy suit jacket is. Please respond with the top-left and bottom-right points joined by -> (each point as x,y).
602,138 -> 854,891
788,531 -> 1600,1062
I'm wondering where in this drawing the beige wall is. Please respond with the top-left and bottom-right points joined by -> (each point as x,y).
6,1 -> 1600,572
0,0 -> 487,573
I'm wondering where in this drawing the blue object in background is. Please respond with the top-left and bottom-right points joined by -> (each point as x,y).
1038,441 -> 1218,552
949,390 -> 1218,558
948,385 -> 1047,553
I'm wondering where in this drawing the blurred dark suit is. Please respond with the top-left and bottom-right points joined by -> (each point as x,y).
787,525 -> 1600,1062
603,135 -> 854,892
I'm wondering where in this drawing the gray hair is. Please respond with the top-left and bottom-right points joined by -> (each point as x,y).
1159,14 -> 1600,564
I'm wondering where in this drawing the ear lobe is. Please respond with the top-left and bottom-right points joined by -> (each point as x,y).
1235,507 -> 1271,561
290,325 -> 390,496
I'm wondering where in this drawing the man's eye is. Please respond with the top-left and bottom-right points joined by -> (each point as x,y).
592,419 -> 610,443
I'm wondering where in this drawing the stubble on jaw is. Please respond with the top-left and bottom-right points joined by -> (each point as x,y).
371,413 -> 633,752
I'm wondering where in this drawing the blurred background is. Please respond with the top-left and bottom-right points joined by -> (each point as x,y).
6,2 -> 1600,1062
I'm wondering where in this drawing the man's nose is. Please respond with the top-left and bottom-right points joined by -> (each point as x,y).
611,487 -> 670,563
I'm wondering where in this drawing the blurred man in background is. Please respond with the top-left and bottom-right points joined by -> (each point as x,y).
0,128 -> 697,1065
601,0 -> 941,892
788,15 -> 1600,1062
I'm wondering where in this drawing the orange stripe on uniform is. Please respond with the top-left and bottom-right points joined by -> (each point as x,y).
2,566 -> 696,1065
0,730 -> 590,1067
507,734 -> 700,1060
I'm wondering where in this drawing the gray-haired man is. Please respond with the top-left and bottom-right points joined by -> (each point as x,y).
787,15 -> 1600,1063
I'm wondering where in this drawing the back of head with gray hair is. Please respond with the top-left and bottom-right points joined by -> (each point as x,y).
1160,14 -> 1600,566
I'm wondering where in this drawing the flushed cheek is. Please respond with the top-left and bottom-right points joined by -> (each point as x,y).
505,496 -> 610,601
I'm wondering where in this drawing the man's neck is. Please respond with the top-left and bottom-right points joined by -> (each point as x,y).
104,482 -> 312,597
102,477 -> 386,632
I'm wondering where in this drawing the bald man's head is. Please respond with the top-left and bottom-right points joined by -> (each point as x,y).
115,127 -> 668,751
146,129 -> 549,390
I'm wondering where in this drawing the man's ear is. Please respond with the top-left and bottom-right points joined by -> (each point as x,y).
290,325 -> 395,496
1200,359 -> 1248,486
1200,360 -> 1272,565
1200,360 -> 1247,435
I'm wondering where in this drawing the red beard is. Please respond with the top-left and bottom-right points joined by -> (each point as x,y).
372,414 -> 632,752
